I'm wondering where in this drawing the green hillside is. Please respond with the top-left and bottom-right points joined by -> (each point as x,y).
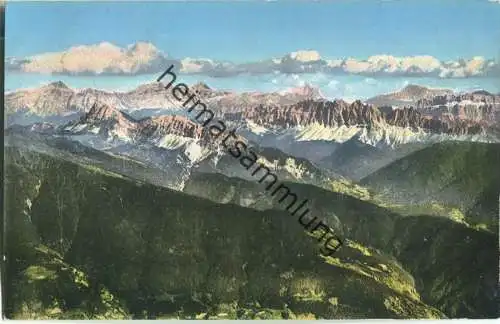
361,141 -> 500,231
4,147 -> 449,319
184,172 -> 499,318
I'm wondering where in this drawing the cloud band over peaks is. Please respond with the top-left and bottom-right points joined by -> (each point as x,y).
6,42 -> 499,78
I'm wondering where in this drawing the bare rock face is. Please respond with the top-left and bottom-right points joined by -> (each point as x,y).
415,91 -> 500,125
5,82 -> 185,115
367,84 -> 500,126
416,90 -> 500,107
232,100 -> 384,128
5,81 -> 324,117
227,99 -> 488,136
85,102 -> 132,124
7,81 -> 498,140
6,82 -> 78,115
397,84 -> 452,100
384,107 -> 485,135
138,115 -> 203,139
207,85 -> 325,114
66,103 -> 204,141
367,84 -> 453,107
64,103 -> 138,139
190,82 -> 231,100
288,84 -> 324,98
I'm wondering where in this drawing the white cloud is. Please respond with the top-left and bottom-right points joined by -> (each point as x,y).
179,58 -> 215,73
288,50 -> 322,62
21,41 -> 175,75
6,41 -> 499,78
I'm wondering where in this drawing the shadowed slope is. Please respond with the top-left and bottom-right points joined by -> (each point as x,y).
4,147 -> 446,319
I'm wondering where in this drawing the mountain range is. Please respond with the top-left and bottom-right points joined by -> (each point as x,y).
3,80 -> 500,319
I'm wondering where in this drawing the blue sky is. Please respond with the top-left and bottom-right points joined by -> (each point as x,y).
6,0 -> 500,61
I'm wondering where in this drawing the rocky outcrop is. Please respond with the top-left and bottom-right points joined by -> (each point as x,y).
5,81 -> 190,115
367,85 -> 453,107
190,82 -> 231,100
230,100 -> 383,128
416,90 -> 500,107
7,82 -> 498,140
229,100 -> 488,136
85,102 -> 135,125
210,85 -> 325,115
368,85 -> 500,126
384,107 -> 485,135
65,103 -> 204,141
414,91 -> 500,124
5,81 -> 77,115
138,115 -> 203,139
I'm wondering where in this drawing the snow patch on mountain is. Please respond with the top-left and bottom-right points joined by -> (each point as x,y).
241,122 -> 497,149
245,120 -> 270,135
184,141 -> 213,164
294,123 -> 361,142
156,134 -> 193,150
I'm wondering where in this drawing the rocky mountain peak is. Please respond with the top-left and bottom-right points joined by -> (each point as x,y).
128,82 -> 166,95
231,98 -> 488,138
86,103 -> 132,122
234,99 -> 386,129
288,84 -> 323,99
192,82 -> 211,91
366,84 -> 453,107
191,82 -> 214,98
148,115 -> 196,127
472,90 -> 494,96
400,84 -> 433,98
47,81 -> 70,89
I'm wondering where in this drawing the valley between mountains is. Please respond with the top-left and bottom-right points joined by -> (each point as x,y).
3,82 -> 499,319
